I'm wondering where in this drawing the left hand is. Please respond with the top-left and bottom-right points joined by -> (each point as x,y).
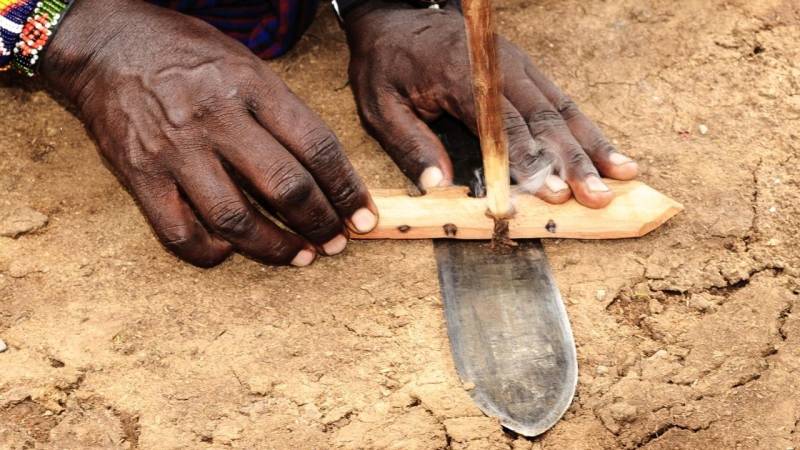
344,2 -> 638,208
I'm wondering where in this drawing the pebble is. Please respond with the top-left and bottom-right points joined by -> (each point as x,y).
595,289 -> 607,301
0,206 -> 49,238
8,260 -> 39,279
698,124 -> 709,135
648,298 -> 664,314
0,339 -> 7,353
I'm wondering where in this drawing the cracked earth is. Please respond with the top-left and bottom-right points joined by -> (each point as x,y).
1,0 -> 799,448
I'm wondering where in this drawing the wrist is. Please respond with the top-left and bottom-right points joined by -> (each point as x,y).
343,0 -> 459,31
39,0 -> 127,101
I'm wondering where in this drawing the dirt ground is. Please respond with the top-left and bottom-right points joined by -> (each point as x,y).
1,0 -> 799,448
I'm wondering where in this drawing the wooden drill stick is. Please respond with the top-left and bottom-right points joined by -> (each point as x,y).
462,0 -> 512,219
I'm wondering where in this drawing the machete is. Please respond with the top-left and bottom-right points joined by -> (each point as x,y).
432,117 -> 577,437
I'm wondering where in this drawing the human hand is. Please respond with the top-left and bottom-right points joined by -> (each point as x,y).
41,0 -> 377,267
344,2 -> 638,208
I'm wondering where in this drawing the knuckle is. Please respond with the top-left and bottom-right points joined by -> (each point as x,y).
256,77 -> 287,104
563,145 -> 597,176
328,180 -> 361,211
554,96 -> 581,121
267,164 -> 315,207
586,135 -> 616,157
158,224 -> 194,248
357,99 -> 384,129
517,144 -> 553,174
564,144 -> 588,165
265,240 -> 295,264
299,127 -> 342,166
207,198 -> 254,237
502,111 -> 530,138
306,211 -> 342,241
357,89 -> 395,128
528,108 -> 566,137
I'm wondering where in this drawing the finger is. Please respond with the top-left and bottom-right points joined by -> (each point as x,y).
357,90 -> 454,191
129,175 -> 232,267
244,77 -> 377,234
215,117 -> 348,256
505,77 -> 613,208
170,153 -> 315,266
447,94 -> 570,203
444,89 -> 543,187
525,65 -> 638,180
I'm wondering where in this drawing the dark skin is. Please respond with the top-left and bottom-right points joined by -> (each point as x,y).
42,0 -> 378,267
40,0 -> 637,268
344,1 -> 638,206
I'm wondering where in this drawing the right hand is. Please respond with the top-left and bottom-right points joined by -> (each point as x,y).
40,0 -> 377,267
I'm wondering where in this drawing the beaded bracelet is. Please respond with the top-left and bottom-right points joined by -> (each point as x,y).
1,0 -> 72,76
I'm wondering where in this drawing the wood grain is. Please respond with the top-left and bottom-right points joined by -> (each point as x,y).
462,0 -> 512,219
353,180 -> 683,240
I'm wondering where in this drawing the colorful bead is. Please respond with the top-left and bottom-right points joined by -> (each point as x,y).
0,0 -> 36,72
1,0 -> 70,76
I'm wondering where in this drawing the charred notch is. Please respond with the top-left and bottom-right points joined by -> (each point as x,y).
490,218 -> 517,250
397,225 -> 411,233
405,184 -> 424,197
546,219 -> 557,233
443,223 -> 458,237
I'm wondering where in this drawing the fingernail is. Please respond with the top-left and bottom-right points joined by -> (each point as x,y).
350,207 -> 377,233
291,249 -> 315,267
322,234 -> 347,256
545,175 -> 568,193
419,166 -> 444,189
609,152 -> 634,166
587,176 -> 610,192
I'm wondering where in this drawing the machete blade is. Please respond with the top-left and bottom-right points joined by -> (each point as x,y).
429,116 -> 577,436
434,239 -> 577,436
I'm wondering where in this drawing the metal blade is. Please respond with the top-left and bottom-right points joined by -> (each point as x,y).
435,239 -> 577,436
431,116 -> 577,436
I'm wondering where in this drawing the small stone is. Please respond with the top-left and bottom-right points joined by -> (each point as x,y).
689,295 -> 713,312
769,206 -> 777,213
0,339 -> 7,353
596,365 -> 609,375
8,260 -> 37,278
698,124 -> 709,135
595,289 -> 607,301
246,375 -> 274,396
212,419 -> 243,445
0,206 -> 49,238
321,405 -> 353,425
608,401 -> 638,423
648,298 -> 664,314
767,238 -> 780,247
